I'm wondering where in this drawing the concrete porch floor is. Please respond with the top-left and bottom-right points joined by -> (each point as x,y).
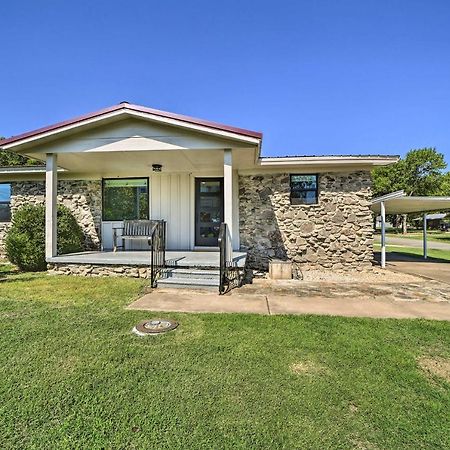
48,250 -> 247,268
128,278 -> 450,321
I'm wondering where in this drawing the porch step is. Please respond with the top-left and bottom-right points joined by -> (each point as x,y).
157,268 -> 220,290
162,268 -> 220,280
157,277 -> 219,290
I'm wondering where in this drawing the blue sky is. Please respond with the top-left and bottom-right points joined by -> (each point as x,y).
1,1 -> 450,161
0,183 -> 11,201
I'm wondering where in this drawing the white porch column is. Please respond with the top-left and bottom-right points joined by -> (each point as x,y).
380,201 -> 386,269
45,153 -> 58,259
423,213 -> 428,259
223,148 -> 233,245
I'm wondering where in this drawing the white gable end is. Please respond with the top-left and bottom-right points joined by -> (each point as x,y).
21,117 -> 255,156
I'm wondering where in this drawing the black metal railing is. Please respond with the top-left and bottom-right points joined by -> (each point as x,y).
149,220 -> 166,288
218,222 -> 242,294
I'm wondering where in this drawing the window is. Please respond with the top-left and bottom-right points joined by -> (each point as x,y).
0,183 -> 11,222
290,174 -> 318,205
102,178 -> 149,221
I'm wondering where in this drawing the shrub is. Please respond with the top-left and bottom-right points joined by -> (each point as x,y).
5,204 -> 84,271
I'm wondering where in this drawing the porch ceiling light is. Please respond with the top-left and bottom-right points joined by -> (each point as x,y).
152,164 -> 162,172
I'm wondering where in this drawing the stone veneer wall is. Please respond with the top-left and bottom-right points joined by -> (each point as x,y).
239,171 -> 373,272
48,263 -> 150,278
0,180 -> 102,256
0,222 -> 11,256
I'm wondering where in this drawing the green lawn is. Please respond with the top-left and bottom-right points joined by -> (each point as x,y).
0,264 -> 449,449
381,229 -> 450,244
374,243 -> 450,261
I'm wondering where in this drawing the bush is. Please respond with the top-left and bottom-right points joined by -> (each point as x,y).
5,204 -> 84,271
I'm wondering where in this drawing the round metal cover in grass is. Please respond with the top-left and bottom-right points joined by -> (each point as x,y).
133,319 -> 178,336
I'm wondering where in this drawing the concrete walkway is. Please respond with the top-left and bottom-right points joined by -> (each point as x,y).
375,235 -> 450,251
128,279 -> 450,321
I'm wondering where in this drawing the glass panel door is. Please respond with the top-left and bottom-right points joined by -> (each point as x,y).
195,178 -> 223,246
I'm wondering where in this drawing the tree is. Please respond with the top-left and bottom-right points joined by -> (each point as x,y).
401,148 -> 447,195
437,172 -> 450,196
372,159 -> 406,197
372,148 -> 447,233
373,148 -> 446,197
0,137 -> 40,166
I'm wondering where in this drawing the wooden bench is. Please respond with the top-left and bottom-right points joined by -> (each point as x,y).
113,220 -> 160,252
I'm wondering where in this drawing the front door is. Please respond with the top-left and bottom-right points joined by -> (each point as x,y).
195,178 -> 224,246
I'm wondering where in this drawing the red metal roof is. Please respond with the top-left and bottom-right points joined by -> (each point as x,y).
0,102 -> 263,146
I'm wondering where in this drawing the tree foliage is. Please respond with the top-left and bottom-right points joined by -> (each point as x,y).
0,137 -> 41,166
372,148 -> 447,197
438,172 -> 450,196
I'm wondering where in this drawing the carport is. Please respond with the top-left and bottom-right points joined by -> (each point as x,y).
371,190 -> 450,268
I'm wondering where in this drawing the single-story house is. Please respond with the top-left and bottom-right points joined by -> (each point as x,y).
0,102 -> 397,287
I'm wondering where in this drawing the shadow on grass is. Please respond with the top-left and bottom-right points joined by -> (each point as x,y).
0,262 -> 41,283
431,235 -> 450,243
0,275 -> 42,284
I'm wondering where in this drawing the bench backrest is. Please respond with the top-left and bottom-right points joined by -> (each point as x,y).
123,220 -> 160,237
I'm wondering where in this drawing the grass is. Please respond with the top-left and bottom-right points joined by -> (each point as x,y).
374,244 -> 450,261
380,229 -> 450,244
1,263 -> 449,449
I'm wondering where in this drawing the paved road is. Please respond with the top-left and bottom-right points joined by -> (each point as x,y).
375,235 -> 450,251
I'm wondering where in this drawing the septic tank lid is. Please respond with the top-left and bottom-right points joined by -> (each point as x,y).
133,318 -> 178,336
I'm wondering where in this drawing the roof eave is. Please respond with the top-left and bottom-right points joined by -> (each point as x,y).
0,103 -> 262,150
0,166 -> 65,174
258,155 -> 399,167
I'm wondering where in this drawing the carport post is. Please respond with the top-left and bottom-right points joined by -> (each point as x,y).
423,214 -> 428,259
380,201 -> 386,268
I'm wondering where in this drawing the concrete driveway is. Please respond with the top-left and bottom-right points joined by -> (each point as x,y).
128,277 -> 450,321
374,251 -> 450,284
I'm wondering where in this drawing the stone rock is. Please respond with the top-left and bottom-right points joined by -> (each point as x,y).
261,209 -> 274,220
323,202 -> 337,213
258,187 -> 273,201
299,221 -> 315,235
331,211 -> 345,224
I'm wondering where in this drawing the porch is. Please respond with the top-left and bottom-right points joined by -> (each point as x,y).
47,250 -> 247,268
47,249 -> 248,291
34,106 -> 262,260
2,102 -> 262,290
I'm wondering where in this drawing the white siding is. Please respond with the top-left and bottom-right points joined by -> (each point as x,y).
100,173 -> 238,251
151,173 -> 191,250
101,221 -> 149,250
101,173 -> 192,250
